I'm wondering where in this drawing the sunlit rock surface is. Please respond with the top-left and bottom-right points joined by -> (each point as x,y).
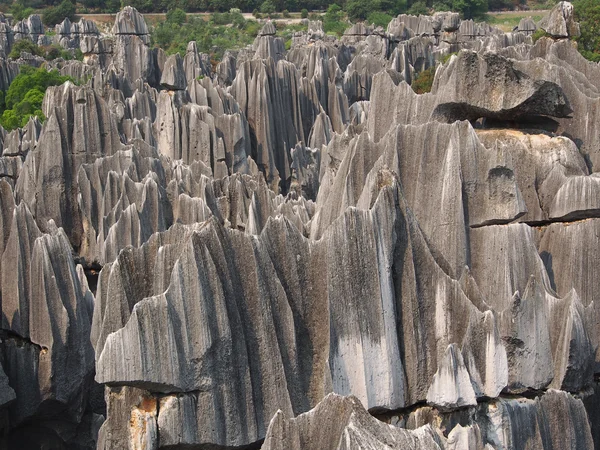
0,3 -> 598,449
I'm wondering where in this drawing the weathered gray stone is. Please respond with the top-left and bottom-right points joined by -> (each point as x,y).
262,394 -> 443,450
518,17 -> 537,35
112,6 -> 150,42
160,53 -> 186,90
431,51 -> 572,122
1,4 -> 599,449
539,1 -> 580,38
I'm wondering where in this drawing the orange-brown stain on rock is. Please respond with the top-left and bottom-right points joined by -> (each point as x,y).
129,394 -> 158,450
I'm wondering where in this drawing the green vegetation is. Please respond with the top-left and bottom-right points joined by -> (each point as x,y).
451,0 -> 487,19
8,39 -> 83,61
411,66 -> 436,94
367,10 -> 393,27
407,1 -> 427,14
152,10 -> 263,58
8,39 -> 43,59
260,0 -> 276,13
346,0 -> 406,22
487,0 -> 510,9
440,51 -> 457,63
0,65 -> 74,130
279,21 -> 305,47
531,27 -> 551,42
323,4 -> 347,35
10,4 -> 35,21
151,10 -> 312,58
484,12 -> 544,31
42,0 -> 76,26
574,0 -> 600,62
166,7 -> 187,24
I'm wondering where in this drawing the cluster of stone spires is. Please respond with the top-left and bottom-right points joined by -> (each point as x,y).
0,2 -> 599,449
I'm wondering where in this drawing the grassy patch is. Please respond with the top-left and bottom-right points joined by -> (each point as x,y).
411,66 -> 436,94
484,12 -> 544,32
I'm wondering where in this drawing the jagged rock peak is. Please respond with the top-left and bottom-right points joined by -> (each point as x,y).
259,20 -> 277,36
160,53 -> 186,90
432,50 -> 573,122
112,6 -> 150,36
56,17 -> 100,36
262,394 -> 443,450
12,14 -> 43,37
517,17 -> 537,34
539,1 -> 580,38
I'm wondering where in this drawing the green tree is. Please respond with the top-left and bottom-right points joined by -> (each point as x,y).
0,66 -> 74,130
42,0 -> 76,26
8,39 -> 43,59
452,0 -> 487,19
121,0 -> 154,13
411,66 -> 435,94
367,11 -> 393,26
10,4 -> 35,21
345,0 -> 371,21
487,0 -> 511,10
574,0 -> 600,62
166,7 -> 187,24
260,0 -> 276,13
432,0 -> 451,10
323,4 -> 347,34
105,0 -> 122,12
408,0 -> 428,14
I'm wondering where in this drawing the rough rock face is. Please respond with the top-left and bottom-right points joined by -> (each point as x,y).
55,17 -> 100,50
12,14 -> 43,43
539,1 -> 580,38
0,3 -> 599,450
262,394 -> 443,450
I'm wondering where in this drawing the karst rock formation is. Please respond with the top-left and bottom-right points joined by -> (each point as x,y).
0,2 -> 600,449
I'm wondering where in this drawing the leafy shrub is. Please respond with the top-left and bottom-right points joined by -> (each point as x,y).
323,4 -> 347,35
0,65 -> 74,130
408,0 -> 428,15
451,0 -> 488,20
10,4 -> 35,22
487,0 -> 511,10
211,12 -> 232,24
244,19 -> 261,36
345,0 -> 370,21
9,39 -> 43,59
367,11 -> 392,27
152,15 -> 257,59
42,0 -> 76,26
121,0 -> 154,13
282,9 -> 290,17
574,0 -> 600,62
166,8 -> 187,25
440,51 -> 457,64
301,8 -> 308,18
260,0 -> 276,14
579,49 -> 600,62
432,0 -> 452,11
531,28 -> 551,43
230,8 -> 246,27
411,66 -> 436,94
346,0 -> 403,23
252,8 -> 261,17
44,44 -> 83,60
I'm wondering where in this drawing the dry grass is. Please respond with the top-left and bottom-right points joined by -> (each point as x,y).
486,11 -> 546,32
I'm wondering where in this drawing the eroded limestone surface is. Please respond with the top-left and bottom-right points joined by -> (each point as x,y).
0,4 -> 598,449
